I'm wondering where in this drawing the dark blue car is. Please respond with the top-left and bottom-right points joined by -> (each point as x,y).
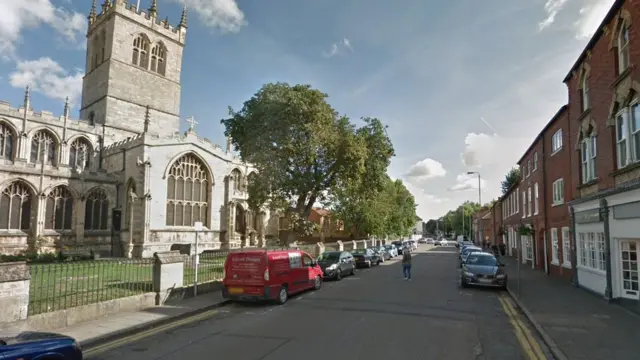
0,331 -> 83,359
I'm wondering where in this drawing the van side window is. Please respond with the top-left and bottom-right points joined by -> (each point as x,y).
302,254 -> 313,266
288,252 -> 302,268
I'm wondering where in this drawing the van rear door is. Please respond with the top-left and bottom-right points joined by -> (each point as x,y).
225,252 -> 267,289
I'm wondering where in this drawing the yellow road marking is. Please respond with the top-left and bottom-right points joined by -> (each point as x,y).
498,293 -> 546,360
83,308 -> 220,357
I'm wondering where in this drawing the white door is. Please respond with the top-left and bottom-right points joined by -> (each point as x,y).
620,240 -> 640,300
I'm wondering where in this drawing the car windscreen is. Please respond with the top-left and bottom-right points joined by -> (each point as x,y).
462,248 -> 481,256
466,255 -> 498,266
351,249 -> 366,254
317,252 -> 341,261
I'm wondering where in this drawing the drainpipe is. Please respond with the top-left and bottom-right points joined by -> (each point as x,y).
601,198 -> 613,301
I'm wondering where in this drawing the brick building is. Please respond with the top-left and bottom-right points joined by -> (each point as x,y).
489,201 -> 503,246
564,0 -> 640,302
517,131 -> 545,270
500,181 -> 523,259
542,106 -> 573,280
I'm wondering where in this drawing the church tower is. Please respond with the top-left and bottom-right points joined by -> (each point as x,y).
80,0 -> 187,136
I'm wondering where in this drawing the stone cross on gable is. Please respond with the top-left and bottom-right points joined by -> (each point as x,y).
185,116 -> 198,132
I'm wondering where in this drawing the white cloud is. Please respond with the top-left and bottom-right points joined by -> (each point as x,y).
539,0 -> 570,31
0,0 -> 86,56
448,173 -> 487,192
174,0 -> 246,33
403,181 -> 450,219
9,57 -> 83,105
574,0 -> 615,39
460,133 -> 526,170
323,38 -> 354,58
405,158 -> 447,181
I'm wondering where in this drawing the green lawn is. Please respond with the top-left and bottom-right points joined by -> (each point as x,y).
28,260 -> 153,316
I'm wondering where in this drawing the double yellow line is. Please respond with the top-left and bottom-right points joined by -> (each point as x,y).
83,308 -> 221,358
498,293 -> 547,360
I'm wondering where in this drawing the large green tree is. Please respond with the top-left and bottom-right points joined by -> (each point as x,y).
501,167 -> 520,194
221,83 -> 367,240
441,201 -> 482,236
328,118 -> 396,238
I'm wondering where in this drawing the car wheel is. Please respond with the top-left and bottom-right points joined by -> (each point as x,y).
460,280 -> 468,288
313,276 -> 322,290
336,269 -> 342,281
276,286 -> 288,305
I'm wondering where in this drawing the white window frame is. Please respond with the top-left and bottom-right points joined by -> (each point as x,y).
515,187 -> 519,213
534,183 -> 539,215
552,178 -> 564,205
527,160 -> 531,177
527,187 -> 532,217
577,231 -> 606,273
615,102 -> 640,169
618,22 -> 630,74
581,71 -> 589,112
561,227 -> 571,268
551,228 -> 559,265
533,152 -> 538,171
581,135 -> 596,184
552,130 -> 563,153
521,191 -> 526,218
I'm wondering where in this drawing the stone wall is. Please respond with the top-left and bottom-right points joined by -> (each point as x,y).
0,262 -> 30,323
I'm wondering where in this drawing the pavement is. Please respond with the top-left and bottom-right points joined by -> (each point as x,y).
81,245 -> 552,360
500,255 -> 640,360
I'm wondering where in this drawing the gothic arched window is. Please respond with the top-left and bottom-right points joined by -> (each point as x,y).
132,34 -> 150,69
150,43 -> 166,76
69,137 -> 92,171
166,154 -> 209,226
0,123 -> 15,160
84,189 -> 109,230
0,181 -> 32,230
45,186 -> 73,231
30,130 -> 57,165
231,169 -> 242,193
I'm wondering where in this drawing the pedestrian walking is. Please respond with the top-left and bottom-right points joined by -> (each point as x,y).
402,247 -> 412,280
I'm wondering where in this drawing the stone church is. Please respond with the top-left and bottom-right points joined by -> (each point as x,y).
0,0 -> 279,258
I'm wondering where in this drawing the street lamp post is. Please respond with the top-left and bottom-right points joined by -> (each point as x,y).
467,172 -> 482,245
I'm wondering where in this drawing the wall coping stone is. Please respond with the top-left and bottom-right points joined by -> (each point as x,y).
153,251 -> 184,264
0,261 -> 31,282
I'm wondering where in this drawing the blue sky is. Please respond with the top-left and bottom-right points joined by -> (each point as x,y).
0,0 -> 615,220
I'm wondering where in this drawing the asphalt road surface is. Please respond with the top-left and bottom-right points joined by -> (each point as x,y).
86,245 -> 552,360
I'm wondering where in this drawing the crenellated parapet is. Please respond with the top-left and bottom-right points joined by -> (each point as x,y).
0,99 -> 99,134
89,0 -> 187,44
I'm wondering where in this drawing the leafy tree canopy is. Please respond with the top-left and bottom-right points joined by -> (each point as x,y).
501,167 -> 520,195
221,83 -> 368,238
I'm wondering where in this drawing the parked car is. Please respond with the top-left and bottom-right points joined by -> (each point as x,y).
459,246 -> 483,266
0,332 -> 83,360
351,248 -> 381,268
392,241 -> 405,254
317,251 -> 356,280
418,238 -> 427,244
410,240 -> 418,250
383,244 -> 398,257
460,252 -> 507,290
374,246 -> 391,261
222,249 -> 323,304
434,239 -> 442,246
425,238 -> 435,245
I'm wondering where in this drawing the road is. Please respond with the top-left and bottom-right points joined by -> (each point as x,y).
85,246 -> 552,360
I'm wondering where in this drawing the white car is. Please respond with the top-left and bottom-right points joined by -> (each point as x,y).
440,239 -> 449,246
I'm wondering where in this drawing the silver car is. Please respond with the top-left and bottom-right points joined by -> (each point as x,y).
460,252 -> 507,289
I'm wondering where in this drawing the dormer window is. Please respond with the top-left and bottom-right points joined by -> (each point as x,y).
580,71 -> 589,112
618,21 -> 630,74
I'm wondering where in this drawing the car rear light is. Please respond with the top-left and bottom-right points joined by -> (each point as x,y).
263,268 -> 270,281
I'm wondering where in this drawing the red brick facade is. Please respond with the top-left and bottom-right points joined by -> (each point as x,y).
542,107 -> 573,280
517,134 -> 546,270
488,0 -> 640,285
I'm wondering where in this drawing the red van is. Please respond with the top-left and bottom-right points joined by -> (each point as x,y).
222,249 -> 324,304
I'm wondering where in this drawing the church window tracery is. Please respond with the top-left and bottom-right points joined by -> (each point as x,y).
45,186 -> 73,231
0,181 -> 32,230
166,154 -> 209,226
30,130 -> 57,165
84,189 -> 109,230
